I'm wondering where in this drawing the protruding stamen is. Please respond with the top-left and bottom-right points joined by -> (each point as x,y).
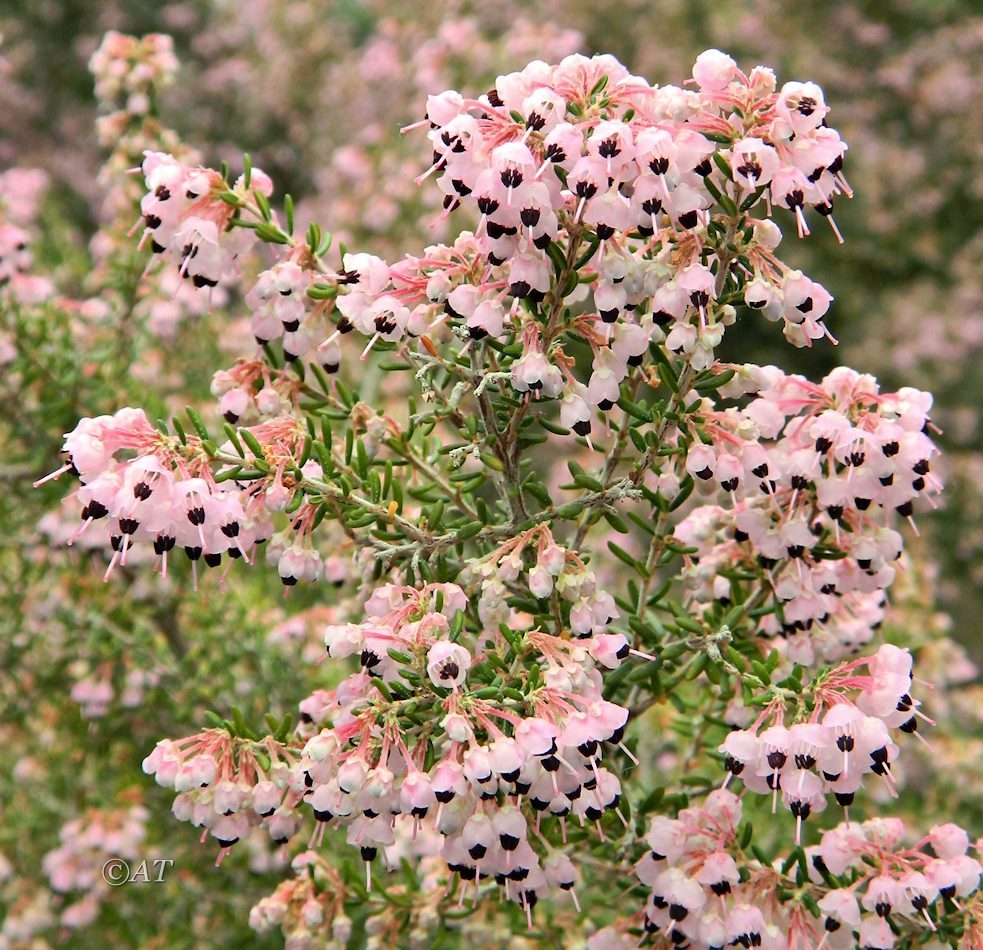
34,463 -> 72,487
360,333 -> 381,362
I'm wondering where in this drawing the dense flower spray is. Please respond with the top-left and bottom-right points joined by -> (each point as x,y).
35,42 -> 982,949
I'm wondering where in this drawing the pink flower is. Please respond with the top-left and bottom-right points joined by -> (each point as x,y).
426,641 -> 471,688
692,49 -> 738,92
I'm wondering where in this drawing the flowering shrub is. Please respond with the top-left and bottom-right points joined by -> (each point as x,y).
3,15 -> 981,950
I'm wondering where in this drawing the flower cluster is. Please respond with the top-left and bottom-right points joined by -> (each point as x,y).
423,49 -> 846,253
209,358 -> 301,425
632,794 -> 981,949
138,152 -> 264,290
37,406 -> 353,587
143,578 -> 631,921
720,644 -> 932,841
83,30 -> 217,343
129,50 -> 854,459
69,665 -> 160,719
635,789 -> 791,947
288,578 -> 636,920
249,850 -> 351,945
141,731 -> 301,862
408,46 -> 848,373
41,804 -> 148,929
675,366 -> 941,665
88,32 -> 179,116
467,523 -> 621,642
807,818 -> 982,948
250,839 -> 508,949
39,407 -> 259,583
244,258 -> 329,363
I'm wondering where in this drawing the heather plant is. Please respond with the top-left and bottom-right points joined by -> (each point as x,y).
2,17 -> 982,950
557,0 -> 983,640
